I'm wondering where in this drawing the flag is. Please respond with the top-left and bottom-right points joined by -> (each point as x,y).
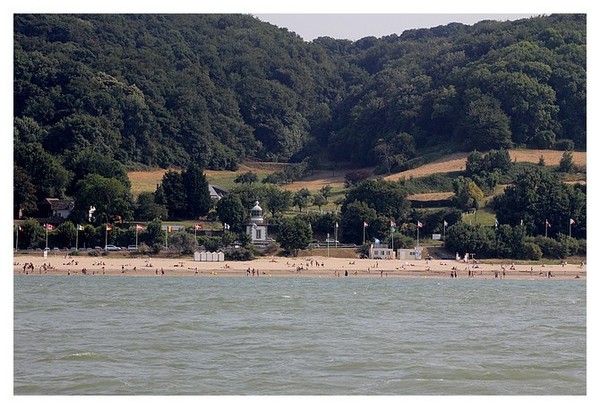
570,218 -> 576,225
195,224 -> 202,230
18,225 -> 23,232
495,219 -> 499,228
374,238 -> 380,244
390,221 -> 396,227
167,226 -> 173,233
224,223 -> 230,230
106,224 -> 112,231
77,224 -> 84,231
136,224 -> 144,231
545,219 -> 551,227
443,220 -> 448,227
520,219 -> 524,226
45,224 -> 55,230
363,221 -> 368,227
417,221 -> 423,228
335,222 -> 339,228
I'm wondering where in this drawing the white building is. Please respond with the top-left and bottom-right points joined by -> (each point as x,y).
369,244 -> 423,260
369,243 -> 396,260
245,201 -> 269,244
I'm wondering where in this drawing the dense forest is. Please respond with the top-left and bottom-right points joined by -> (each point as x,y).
14,14 -> 586,215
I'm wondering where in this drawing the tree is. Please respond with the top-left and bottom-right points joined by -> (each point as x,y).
263,186 -> 292,217
344,170 -> 370,187
494,168 -> 580,237
319,184 -> 333,200
55,221 -> 77,248
278,217 -> 312,257
340,201 -> 378,245
452,176 -> 484,210
559,150 -> 575,173
342,179 -> 410,220
159,170 -> 187,219
293,188 -> 311,212
73,173 -> 133,224
312,193 -> 327,212
169,231 -> 198,255
182,164 -> 211,218
142,218 -> 164,248
16,218 -> 45,249
216,194 -> 246,230
234,171 -> 258,185
135,192 -> 168,221
457,90 -> 512,150
14,165 -> 38,218
445,222 -> 495,257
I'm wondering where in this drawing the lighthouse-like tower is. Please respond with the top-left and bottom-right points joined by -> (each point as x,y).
245,201 -> 268,244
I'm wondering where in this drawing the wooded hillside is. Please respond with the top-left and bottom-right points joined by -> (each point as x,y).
14,14 -> 586,215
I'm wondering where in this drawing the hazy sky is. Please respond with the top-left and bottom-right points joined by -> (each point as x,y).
253,14 -> 535,42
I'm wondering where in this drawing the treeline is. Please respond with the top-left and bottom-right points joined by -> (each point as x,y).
14,14 -> 586,217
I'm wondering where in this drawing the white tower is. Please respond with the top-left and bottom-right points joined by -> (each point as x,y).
245,201 -> 268,243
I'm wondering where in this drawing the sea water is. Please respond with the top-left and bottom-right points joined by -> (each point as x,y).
13,275 -> 586,395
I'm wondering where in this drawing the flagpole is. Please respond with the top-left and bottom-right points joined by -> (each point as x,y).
15,226 -> 18,252
46,225 -> 49,249
443,222 -> 446,244
363,222 -> 366,245
105,225 -> 108,250
545,219 -> 548,238
335,222 -> 338,248
75,227 -> 79,251
136,227 -> 139,249
569,219 -> 573,237
417,223 -> 420,248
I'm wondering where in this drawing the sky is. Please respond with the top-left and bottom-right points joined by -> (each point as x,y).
253,14 -> 534,42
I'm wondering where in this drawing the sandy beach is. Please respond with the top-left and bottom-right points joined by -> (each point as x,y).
13,253 -> 586,280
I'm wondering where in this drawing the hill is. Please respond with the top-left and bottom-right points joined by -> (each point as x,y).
128,148 -> 586,200
14,14 -> 586,219
384,149 -> 586,181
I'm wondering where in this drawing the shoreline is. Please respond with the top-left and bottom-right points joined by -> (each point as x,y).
12,254 -> 586,280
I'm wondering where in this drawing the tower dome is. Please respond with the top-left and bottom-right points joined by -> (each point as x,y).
250,201 -> 263,223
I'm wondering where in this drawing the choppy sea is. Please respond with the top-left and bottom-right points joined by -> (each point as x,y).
14,275 -> 585,395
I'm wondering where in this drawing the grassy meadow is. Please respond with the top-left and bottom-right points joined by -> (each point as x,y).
127,149 -> 585,217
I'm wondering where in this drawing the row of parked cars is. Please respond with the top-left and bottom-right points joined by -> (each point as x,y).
24,245 -> 139,252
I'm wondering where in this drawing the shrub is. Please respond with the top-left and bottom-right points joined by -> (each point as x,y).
534,236 -> 568,259
521,242 -> 542,260
224,247 -> 254,261
553,139 -> 575,151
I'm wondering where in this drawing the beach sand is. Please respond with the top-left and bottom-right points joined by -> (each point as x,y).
13,253 -> 586,280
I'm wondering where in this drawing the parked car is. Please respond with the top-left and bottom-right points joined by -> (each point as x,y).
127,245 -> 138,251
105,245 -> 121,251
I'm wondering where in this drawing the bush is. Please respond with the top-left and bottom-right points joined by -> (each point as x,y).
534,236 -> 568,259
391,234 -> 415,249
224,247 -> 254,261
521,242 -> 542,260
553,139 -> 575,151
